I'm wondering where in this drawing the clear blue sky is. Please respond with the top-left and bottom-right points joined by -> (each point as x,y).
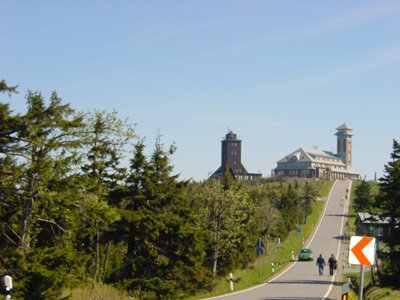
2,0 -> 400,181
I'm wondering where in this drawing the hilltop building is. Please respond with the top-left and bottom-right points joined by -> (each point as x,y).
210,131 -> 262,181
273,123 -> 359,180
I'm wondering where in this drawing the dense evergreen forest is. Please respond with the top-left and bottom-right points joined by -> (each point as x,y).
0,81 -> 324,299
3,80 -> 398,299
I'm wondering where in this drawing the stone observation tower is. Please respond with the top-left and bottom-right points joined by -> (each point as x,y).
335,123 -> 353,169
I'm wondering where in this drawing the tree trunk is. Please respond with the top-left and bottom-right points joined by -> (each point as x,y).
20,146 -> 39,253
304,206 -> 309,224
21,197 -> 34,251
212,220 -> 221,276
102,241 -> 110,282
94,225 -> 100,281
213,244 -> 219,277
127,224 -> 135,258
20,171 -> 37,253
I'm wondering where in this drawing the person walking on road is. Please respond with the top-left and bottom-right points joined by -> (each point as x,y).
328,254 -> 337,276
316,254 -> 326,275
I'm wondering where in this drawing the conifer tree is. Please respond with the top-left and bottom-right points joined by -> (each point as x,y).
376,139 -> 400,273
0,80 -> 21,278
277,184 -> 298,236
222,164 -> 234,190
354,179 -> 374,212
0,79 -> 17,95
116,137 -> 206,299
77,110 -> 133,281
115,139 -> 151,288
1,88 -> 86,299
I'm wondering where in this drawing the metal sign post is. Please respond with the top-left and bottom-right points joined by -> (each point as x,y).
358,265 -> 364,300
349,236 -> 376,300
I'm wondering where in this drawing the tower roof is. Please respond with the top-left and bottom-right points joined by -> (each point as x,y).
225,130 -> 239,141
335,123 -> 353,136
336,123 -> 352,131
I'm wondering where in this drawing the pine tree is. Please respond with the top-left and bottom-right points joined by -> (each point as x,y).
0,80 -> 21,278
222,164 -> 234,190
354,179 -> 374,211
376,139 -> 400,274
77,110 -> 133,281
114,139 -> 151,287
116,137 -> 207,299
1,89 -> 86,299
277,184 -> 298,236
0,79 -> 17,95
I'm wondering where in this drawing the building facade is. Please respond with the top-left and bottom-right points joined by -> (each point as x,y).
273,123 -> 359,180
355,212 -> 389,239
211,131 -> 262,180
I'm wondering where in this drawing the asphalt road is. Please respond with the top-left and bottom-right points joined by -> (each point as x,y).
205,180 -> 351,300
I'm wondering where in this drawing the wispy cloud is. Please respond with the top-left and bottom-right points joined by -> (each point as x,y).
267,45 -> 400,91
218,0 -> 400,60
237,0 -> 400,52
288,0 -> 400,41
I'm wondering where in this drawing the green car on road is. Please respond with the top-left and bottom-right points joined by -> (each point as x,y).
298,248 -> 314,261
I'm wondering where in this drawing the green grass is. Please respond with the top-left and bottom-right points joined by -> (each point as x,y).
364,287 -> 400,299
319,180 -> 334,198
62,282 -> 134,300
344,271 -> 400,300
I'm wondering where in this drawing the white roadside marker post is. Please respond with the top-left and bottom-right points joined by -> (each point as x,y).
3,275 -> 12,300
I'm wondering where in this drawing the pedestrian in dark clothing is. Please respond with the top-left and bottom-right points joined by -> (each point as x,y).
316,254 -> 326,275
328,254 -> 337,275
